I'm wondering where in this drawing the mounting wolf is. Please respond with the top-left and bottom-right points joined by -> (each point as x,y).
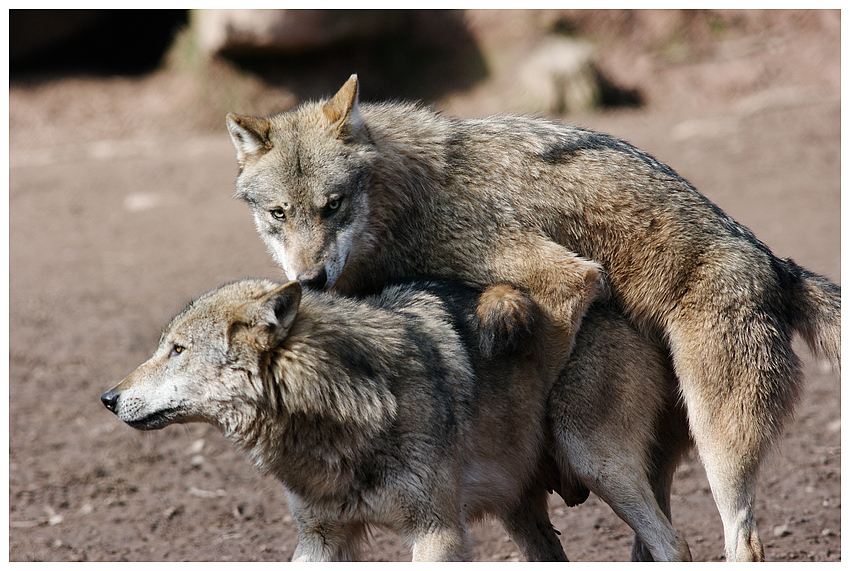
226,75 -> 840,561
101,278 -> 691,561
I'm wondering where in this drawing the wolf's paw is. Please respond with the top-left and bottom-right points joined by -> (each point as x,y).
475,284 -> 537,358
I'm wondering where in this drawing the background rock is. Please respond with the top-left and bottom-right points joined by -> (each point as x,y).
192,9 -> 407,57
515,36 -> 601,114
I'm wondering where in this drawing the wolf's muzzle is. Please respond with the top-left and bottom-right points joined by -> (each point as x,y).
298,268 -> 328,290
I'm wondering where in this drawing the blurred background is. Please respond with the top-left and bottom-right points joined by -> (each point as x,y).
10,9 -> 638,119
9,9 -> 840,562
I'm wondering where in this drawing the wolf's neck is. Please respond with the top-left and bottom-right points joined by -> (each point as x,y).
334,103 -> 453,292
224,398 -> 376,499
228,319 -> 398,496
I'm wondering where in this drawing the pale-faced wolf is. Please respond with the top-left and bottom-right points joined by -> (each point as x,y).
101,278 -> 695,561
226,75 -> 840,561
102,278 -> 570,561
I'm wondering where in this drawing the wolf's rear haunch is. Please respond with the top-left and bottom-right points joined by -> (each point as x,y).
227,74 -> 839,561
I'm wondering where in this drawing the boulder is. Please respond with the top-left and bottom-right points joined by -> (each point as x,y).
193,9 -> 407,57
516,36 -> 601,115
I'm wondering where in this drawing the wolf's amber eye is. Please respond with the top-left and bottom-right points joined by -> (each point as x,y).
326,195 -> 343,215
270,208 -> 286,221
170,344 -> 185,357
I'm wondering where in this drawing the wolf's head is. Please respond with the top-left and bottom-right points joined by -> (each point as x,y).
226,75 -> 376,291
101,280 -> 302,435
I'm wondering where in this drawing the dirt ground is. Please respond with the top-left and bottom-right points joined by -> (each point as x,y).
9,10 -> 840,562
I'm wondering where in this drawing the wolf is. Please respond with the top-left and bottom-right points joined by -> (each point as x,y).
225,75 -> 840,561
100,277 -> 695,561
102,278 -> 576,561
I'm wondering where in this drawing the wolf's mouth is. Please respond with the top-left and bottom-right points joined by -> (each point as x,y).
125,407 -> 182,431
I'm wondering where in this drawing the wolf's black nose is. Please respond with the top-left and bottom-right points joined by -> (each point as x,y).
101,389 -> 119,413
298,268 -> 328,290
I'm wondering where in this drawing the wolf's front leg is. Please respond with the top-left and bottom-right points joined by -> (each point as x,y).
484,234 -> 604,373
410,525 -> 472,561
291,520 -> 365,562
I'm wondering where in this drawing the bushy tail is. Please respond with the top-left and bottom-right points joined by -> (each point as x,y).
788,263 -> 841,368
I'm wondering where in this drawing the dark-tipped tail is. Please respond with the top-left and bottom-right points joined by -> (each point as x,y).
789,264 -> 840,368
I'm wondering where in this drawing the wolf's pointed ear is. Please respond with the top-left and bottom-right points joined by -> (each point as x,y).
322,74 -> 365,139
226,113 -> 272,166
260,281 -> 303,340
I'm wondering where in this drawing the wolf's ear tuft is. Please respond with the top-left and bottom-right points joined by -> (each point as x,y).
322,74 -> 365,139
261,281 -> 303,340
226,113 -> 272,166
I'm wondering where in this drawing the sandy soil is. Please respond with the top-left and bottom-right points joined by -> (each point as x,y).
9,10 -> 840,562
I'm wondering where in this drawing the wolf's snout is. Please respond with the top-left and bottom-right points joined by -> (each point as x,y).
101,389 -> 119,413
298,268 -> 328,290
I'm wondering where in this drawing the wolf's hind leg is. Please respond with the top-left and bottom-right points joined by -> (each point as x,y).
629,460 -> 690,561
500,485 -> 569,561
549,305 -> 691,561
668,305 -> 802,562
700,462 -> 764,562
553,436 -> 692,562
630,457 -> 683,561
631,384 -> 693,560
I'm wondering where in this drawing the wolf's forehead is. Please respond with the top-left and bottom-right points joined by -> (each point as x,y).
166,281 -> 277,336
166,303 -> 223,338
268,108 -> 321,151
